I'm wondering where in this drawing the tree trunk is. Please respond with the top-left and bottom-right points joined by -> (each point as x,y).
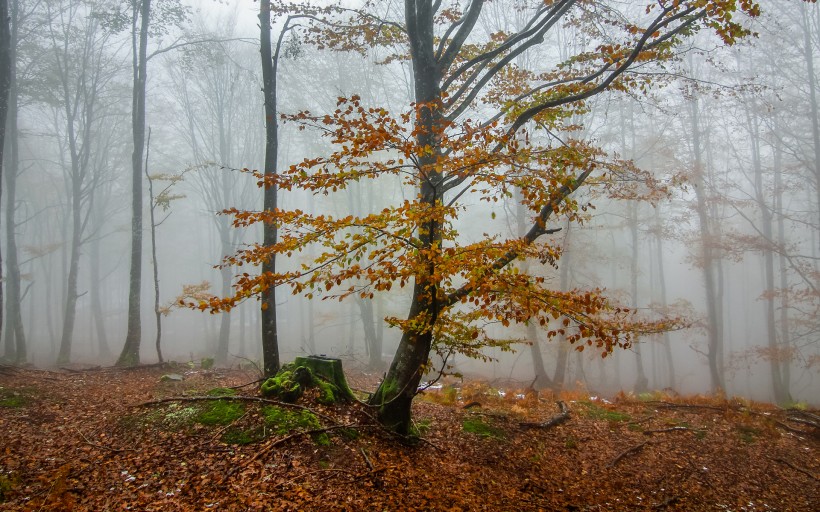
3,0 -> 24,363
690,97 -> 725,393
369,1 -> 444,433
629,200 -> 648,392
118,0 -> 151,367
0,0 -> 11,348
259,0 -> 280,377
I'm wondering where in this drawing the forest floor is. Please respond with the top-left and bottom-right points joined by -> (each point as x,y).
0,363 -> 817,511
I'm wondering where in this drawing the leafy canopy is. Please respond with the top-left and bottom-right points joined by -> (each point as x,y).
186,0 -> 765,364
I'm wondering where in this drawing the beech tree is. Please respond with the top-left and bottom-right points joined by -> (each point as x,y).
195,0 -> 770,433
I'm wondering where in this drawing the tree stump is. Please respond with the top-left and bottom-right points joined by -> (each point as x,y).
261,355 -> 355,404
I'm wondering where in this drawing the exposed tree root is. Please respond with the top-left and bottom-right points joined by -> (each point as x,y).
519,401 -> 570,429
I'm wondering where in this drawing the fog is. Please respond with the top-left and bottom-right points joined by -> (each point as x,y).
1,0 -> 817,407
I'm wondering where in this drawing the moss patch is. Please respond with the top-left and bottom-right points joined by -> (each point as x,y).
462,418 -> 505,439
196,401 -> 244,426
579,402 -> 630,422
0,388 -> 32,408
205,387 -> 238,396
262,406 -> 329,445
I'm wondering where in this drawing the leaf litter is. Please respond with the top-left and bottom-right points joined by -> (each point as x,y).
0,365 -> 817,511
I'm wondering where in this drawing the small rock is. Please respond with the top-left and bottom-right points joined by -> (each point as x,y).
160,373 -> 184,382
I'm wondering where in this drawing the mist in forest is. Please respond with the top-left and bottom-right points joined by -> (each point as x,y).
1,0 -> 817,407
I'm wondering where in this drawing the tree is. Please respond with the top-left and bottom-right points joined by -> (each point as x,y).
197,0 -> 767,433
0,0 -> 11,356
117,0 -> 151,366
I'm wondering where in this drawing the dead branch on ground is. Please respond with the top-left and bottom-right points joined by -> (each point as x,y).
607,441 -> 649,468
519,401 -> 570,429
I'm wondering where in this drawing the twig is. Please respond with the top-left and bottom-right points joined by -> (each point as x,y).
607,441 -> 649,468
273,468 -> 355,490
519,400 -> 570,429
462,401 -> 482,409
360,447 -> 374,471
75,428 -> 135,453
643,426 -> 705,435
222,423 -> 365,483
210,412 -> 247,441
772,457 -> 819,482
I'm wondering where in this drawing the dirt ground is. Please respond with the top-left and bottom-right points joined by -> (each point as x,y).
0,364 -> 817,511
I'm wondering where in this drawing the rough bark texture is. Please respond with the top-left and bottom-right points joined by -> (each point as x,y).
118,0 -> 151,367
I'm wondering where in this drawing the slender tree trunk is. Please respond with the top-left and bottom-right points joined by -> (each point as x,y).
552,221 -> 572,390
0,0 -> 12,346
690,98 -> 725,393
747,105 -> 790,404
145,130 -> 163,363
3,0 -> 23,363
654,214 -> 675,388
259,0 -> 280,376
118,0 -> 151,366
629,200 -> 648,392
774,138 -> 791,398
801,5 -> 820,249
56,173 -> 82,364
89,232 -> 111,361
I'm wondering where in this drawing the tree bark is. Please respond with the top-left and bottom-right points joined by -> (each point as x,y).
0,0 -> 11,352
259,0 -> 280,377
2,0 -> 24,363
118,0 -> 151,367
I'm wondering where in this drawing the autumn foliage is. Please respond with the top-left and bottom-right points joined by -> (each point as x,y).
182,0 -> 767,431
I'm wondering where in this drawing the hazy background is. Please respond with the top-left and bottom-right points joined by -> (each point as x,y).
2,0 -> 817,406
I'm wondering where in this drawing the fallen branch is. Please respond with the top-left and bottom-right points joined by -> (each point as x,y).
645,401 -> 727,412
360,448 -> 374,471
772,457 -> 819,482
519,401 -> 570,429
607,441 -> 649,468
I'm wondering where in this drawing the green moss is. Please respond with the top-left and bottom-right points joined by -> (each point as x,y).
0,395 -> 26,408
736,424 -> 760,444
564,436 -> 578,449
205,387 -> 238,396
195,401 -> 244,426
201,357 -> 215,370
0,473 -> 16,502
579,402 -> 630,422
462,418 -> 504,439
261,365 -> 311,402
262,405 -> 328,445
221,427 -> 264,445
0,388 -> 31,408
314,378 -> 338,405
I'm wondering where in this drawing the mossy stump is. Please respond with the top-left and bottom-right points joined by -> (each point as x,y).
261,355 -> 355,404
